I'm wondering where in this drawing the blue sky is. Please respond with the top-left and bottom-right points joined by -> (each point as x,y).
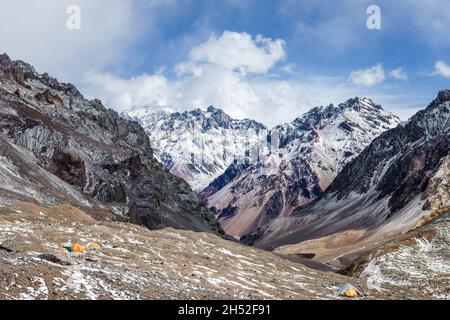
0,0 -> 449,126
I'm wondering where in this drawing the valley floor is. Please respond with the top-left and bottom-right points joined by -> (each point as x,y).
0,202 -> 423,300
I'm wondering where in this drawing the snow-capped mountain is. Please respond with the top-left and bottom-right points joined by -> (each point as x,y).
124,106 -> 266,191
201,98 -> 400,238
256,90 -> 450,268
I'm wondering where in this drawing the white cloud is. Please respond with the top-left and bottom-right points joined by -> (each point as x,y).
280,64 -> 297,74
0,0 -> 175,83
85,72 -> 173,108
85,31 -> 302,127
350,64 -> 385,86
435,60 -> 450,78
85,30 -> 418,127
176,31 -> 285,76
390,68 -> 407,80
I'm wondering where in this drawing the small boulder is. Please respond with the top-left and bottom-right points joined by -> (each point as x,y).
35,89 -> 64,108
38,253 -> 73,266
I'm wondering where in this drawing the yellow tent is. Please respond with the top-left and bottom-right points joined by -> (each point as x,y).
336,283 -> 362,298
86,242 -> 101,251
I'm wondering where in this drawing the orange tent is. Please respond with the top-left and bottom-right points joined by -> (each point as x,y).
71,243 -> 84,253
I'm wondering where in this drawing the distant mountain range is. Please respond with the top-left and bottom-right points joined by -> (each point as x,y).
125,98 -> 400,238
124,105 -> 266,191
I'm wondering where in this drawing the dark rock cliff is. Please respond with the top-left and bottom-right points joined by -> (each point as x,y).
0,53 -> 222,234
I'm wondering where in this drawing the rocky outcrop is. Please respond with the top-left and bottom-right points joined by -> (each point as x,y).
35,90 -> 64,108
0,53 -> 222,234
340,213 -> 449,299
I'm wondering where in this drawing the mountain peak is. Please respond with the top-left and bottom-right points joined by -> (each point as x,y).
0,52 -> 11,64
436,89 -> 450,104
207,105 -> 221,113
413,89 -> 450,117
0,54 -> 84,100
340,97 -> 383,112
0,54 -> 35,72
291,97 -> 392,131
0,54 -> 37,85
407,88 -> 450,136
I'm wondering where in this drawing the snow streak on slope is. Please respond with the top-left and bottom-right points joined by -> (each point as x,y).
342,213 -> 450,299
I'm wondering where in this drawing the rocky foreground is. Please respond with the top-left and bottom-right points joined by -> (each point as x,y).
0,202 -> 425,300
341,213 -> 450,299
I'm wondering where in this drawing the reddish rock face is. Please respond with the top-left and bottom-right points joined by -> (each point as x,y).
51,150 -> 86,188
35,90 -> 65,108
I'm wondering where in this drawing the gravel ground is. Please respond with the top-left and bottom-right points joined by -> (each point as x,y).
0,202 -> 418,300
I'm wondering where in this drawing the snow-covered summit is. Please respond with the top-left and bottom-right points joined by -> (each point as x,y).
124,105 -> 267,191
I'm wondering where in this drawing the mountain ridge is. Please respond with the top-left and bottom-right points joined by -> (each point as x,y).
0,53 -> 222,234
254,90 -> 450,269
126,98 -> 400,238
200,98 -> 400,237
124,105 -> 267,191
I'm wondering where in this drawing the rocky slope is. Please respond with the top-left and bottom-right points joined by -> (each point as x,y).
0,202 -> 421,300
256,91 -> 450,269
124,106 -> 266,191
341,213 -> 449,299
0,53 -> 221,233
202,98 -> 400,238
